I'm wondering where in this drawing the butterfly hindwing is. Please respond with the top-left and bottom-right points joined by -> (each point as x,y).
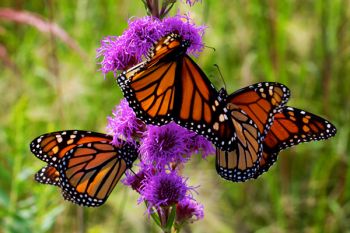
215,82 -> 290,182
119,61 -> 177,125
35,165 -> 61,187
215,102 -> 263,181
30,130 -> 139,207
253,106 -> 337,178
57,140 -> 138,207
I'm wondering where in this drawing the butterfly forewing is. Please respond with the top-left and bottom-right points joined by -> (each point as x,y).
146,33 -> 184,65
117,35 -> 184,126
253,106 -> 337,178
228,82 -> 290,138
172,55 -> 240,150
30,130 -> 113,166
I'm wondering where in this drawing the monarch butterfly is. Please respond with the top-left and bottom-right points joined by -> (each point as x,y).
30,130 -> 138,207
117,33 -> 290,154
216,105 -> 337,182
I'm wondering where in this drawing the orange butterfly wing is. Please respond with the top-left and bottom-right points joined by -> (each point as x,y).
117,34 -> 186,125
30,130 -> 138,207
30,130 -> 114,164
215,82 -> 290,182
35,165 -> 61,186
215,105 -> 262,181
58,141 -> 137,206
228,82 -> 290,137
118,33 -> 253,151
253,106 -> 337,178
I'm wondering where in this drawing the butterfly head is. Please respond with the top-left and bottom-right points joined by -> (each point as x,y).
218,88 -> 228,102
169,33 -> 191,51
181,39 -> 191,49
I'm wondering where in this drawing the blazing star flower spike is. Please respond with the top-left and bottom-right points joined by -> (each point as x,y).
97,14 -> 206,74
139,170 -> 194,211
122,17 -> 164,61
97,35 -> 137,74
176,198 -> 204,224
187,134 -> 215,159
106,99 -> 145,146
122,170 -> 146,193
97,17 -> 164,74
163,14 -> 206,55
139,122 -> 194,167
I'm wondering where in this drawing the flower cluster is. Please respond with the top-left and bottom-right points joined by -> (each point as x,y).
107,99 -> 211,230
97,14 -> 205,75
106,99 -> 145,146
102,0 -> 208,232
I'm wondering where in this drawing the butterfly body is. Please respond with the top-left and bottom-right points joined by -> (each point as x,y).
30,130 -> 138,207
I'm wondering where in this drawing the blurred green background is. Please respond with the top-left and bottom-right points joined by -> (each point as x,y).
0,0 -> 349,232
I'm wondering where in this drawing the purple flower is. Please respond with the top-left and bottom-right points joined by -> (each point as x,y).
97,17 -> 164,74
163,14 -> 206,55
187,134 -> 215,159
97,35 -> 138,74
140,171 -> 193,210
97,15 -> 206,75
122,169 -> 147,193
176,198 -> 204,223
122,17 -> 164,61
140,123 -> 193,167
106,99 -> 145,146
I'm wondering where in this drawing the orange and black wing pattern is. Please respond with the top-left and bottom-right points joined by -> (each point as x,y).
30,130 -> 114,164
117,33 -> 189,125
253,106 -> 337,178
172,55 -> 238,151
35,165 -> 61,187
30,130 -> 138,207
215,104 -> 263,182
117,33 -> 242,151
215,82 -> 290,182
119,33 -> 268,152
228,82 -> 290,138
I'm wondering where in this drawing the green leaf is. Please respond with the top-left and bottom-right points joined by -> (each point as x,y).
165,205 -> 177,232
150,211 -> 162,228
145,201 -> 161,228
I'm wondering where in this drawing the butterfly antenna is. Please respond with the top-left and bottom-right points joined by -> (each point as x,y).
214,64 -> 227,89
129,168 -> 141,179
130,168 -> 137,175
190,42 -> 216,52
204,44 -> 216,52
